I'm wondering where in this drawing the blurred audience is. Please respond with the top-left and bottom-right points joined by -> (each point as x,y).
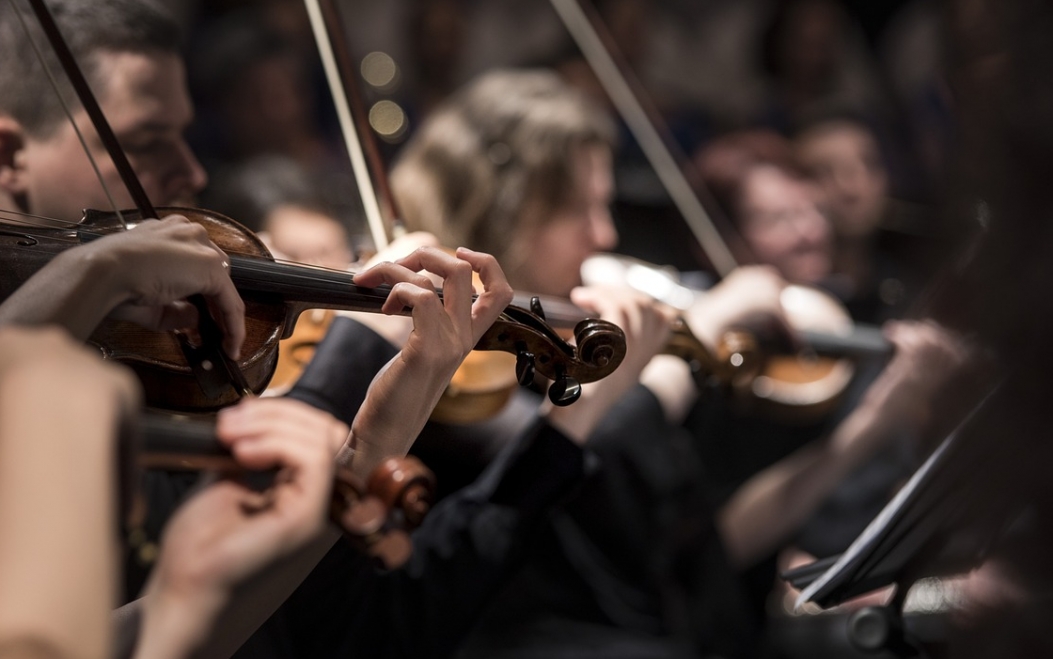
204,155 -> 354,269
792,112 -> 940,321
694,129 -> 833,287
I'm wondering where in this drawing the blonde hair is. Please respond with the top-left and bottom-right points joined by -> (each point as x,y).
391,69 -> 615,275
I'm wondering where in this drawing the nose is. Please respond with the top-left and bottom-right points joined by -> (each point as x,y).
588,206 -> 619,252
795,205 -> 830,244
165,140 -> 208,203
833,162 -> 866,196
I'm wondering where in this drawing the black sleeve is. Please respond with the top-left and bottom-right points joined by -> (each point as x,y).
284,316 -> 399,426
238,420 -> 588,659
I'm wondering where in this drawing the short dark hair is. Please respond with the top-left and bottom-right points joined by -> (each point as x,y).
204,155 -> 330,234
0,0 -> 181,137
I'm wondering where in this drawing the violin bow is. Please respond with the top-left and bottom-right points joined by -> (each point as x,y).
17,0 -> 252,400
549,0 -> 748,277
304,0 -> 403,251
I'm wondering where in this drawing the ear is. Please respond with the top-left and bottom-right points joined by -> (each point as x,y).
0,115 -> 29,197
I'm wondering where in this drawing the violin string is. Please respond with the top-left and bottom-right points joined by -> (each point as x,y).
0,207 -> 363,272
0,208 -> 84,230
8,0 -> 128,229
0,209 -> 513,311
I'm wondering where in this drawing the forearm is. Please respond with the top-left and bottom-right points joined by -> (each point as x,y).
0,371 -> 121,659
132,526 -> 338,659
0,249 -> 125,340
718,403 -> 886,569
346,354 -> 453,479
639,354 -> 697,425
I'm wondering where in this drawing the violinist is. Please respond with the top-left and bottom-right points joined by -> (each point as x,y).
0,0 -> 205,224
382,68 -> 976,658
691,129 -> 946,626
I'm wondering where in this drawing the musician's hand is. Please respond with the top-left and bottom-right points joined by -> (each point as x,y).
346,246 -> 513,475
137,397 -> 343,658
856,320 -> 980,432
686,265 -> 792,349
99,215 -> 245,359
0,325 -> 142,432
339,231 -> 441,348
0,216 -> 244,357
543,285 -> 683,443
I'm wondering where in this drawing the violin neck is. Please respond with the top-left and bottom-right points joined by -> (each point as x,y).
137,412 -> 241,471
800,325 -> 893,360
229,256 -> 392,314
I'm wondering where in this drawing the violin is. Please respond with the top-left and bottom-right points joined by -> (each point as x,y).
135,410 -> 433,569
424,280 -> 767,425
581,253 -> 893,421
0,208 -> 627,412
516,290 -> 762,385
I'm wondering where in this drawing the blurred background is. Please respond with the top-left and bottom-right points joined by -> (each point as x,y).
174,0 -> 958,279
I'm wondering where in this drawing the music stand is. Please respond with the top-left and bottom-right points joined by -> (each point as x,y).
782,381 -> 1040,655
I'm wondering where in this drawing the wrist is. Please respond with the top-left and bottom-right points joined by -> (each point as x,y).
684,292 -> 730,352
135,576 -> 227,659
63,244 -> 135,314
640,354 -> 697,425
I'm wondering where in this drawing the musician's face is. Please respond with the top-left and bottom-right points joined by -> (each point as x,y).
8,50 -> 206,223
737,164 -> 832,284
795,121 -> 888,240
517,144 -> 618,297
263,204 -> 353,270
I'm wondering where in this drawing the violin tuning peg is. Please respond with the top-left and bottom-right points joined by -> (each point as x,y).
339,496 -> 387,537
548,375 -> 582,406
516,351 -> 536,386
370,530 -> 413,570
529,296 -> 546,321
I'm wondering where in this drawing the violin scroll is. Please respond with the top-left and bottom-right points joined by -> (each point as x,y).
476,302 -> 626,407
366,456 -> 436,529
331,456 -> 435,569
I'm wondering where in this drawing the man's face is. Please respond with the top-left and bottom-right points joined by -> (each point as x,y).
13,50 -> 206,222
737,164 -> 832,285
795,122 -> 888,239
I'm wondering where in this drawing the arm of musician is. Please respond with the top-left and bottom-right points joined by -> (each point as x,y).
131,398 -> 343,659
716,320 -> 979,570
0,215 -> 245,359
344,247 -> 513,479
542,285 -> 689,440
0,327 -> 140,659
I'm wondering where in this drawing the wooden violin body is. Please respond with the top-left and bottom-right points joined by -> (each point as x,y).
0,208 -> 628,412
266,308 -> 337,395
